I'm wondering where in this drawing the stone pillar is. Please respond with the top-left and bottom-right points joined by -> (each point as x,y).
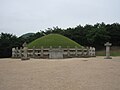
41,46 -> 43,57
19,47 -> 22,58
59,46 -> 62,52
59,46 -> 63,53
86,47 -> 89,56
67,46 -> 70,57
50,46 -> 52,51
92,47 -> 96,57
12,48 -> 16,58
32,46 -> 35,58
81,47 -> 84,56
88,47 -> 92,56
58,46 -> 63,58
75,46 -> 78,57
16,47 -> 19,57
104,42 -> 112,59
49,46 -> 52,59
21,42 -> 30,60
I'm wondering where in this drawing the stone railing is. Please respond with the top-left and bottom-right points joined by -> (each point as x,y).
12,46 -> 95,59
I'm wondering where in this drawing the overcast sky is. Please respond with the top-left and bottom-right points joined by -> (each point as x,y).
0,0 -> 120,36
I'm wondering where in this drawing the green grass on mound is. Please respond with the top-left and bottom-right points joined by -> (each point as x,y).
28,34 -> 83,48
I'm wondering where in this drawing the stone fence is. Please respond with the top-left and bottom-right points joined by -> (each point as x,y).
12,46 -> 95,59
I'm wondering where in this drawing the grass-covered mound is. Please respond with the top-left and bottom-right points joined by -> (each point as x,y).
28,34 -> 82,48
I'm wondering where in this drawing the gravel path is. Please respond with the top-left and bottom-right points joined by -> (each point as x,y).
0,57 -> 120,90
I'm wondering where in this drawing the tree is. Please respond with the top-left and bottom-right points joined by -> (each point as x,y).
86,23 -> 110,48
106,23 -> 120,46
0,22 -> 120,58
0,33 -> 18,57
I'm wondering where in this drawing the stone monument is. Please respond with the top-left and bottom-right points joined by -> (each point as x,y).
49,46 -> 63,59
12,48 -> 16,58
21,42 -> 30,60
104,42 -> 112,59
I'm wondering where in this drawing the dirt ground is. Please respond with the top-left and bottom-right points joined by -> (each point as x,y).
0,57 -> 120,90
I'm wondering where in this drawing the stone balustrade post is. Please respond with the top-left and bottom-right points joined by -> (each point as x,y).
86,47 -> 89,56
19,47 -> 22,58
75,46 -> 78,57
81,47 -> 84,56
41,46 -> 43,57
67,46 -> 70,57
12,48 -> 16,58
16,47 -> 19,57
89,47 -> 92,56
59,46 -> 62,51
32,46 -> 35,58
92,47 -> 96,56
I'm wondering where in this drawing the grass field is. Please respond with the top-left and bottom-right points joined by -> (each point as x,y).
28,34 -> 82,48
96,46 -> 120,56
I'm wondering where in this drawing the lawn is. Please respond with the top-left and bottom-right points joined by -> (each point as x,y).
28,34 -> 82,48
96,46 -> 120,56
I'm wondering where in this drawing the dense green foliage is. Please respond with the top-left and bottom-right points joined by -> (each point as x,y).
28,34 -> 82,48
0,33 -> 18,57
0,22 -> 120,57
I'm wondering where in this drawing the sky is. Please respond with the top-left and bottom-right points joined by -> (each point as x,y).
0,0 -> 120,36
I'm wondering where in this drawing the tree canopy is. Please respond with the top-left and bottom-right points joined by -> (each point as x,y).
0,22 -> 120,57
